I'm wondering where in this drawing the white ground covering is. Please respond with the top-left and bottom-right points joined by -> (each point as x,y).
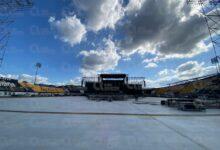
0,97 -> 220,150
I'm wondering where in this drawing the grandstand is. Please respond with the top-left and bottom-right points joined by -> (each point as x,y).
0,77 -> 87,97
0,77 -> 65,97
0,77 -> 27,96
20,82 -> 65,96
153,74 -> 220,99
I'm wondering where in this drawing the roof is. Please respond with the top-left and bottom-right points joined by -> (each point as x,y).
99,74 -> 127,78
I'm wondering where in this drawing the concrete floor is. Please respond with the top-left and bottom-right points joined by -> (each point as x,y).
0,97 -> 220,150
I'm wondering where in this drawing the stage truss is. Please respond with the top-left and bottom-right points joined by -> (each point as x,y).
187,0 -> 220,73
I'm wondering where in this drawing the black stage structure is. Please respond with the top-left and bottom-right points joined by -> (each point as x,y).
82,74 -> 145,100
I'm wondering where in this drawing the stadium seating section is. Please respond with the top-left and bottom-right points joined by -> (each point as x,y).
153,74 -> 220,98
20,82 -> 65,94
0,77 -> 26,92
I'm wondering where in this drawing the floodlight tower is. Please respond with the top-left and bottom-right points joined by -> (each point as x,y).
187,0 -> 220,73
0,0 -> 33,68
0,32 -> 10,67
34,62 -> 42,85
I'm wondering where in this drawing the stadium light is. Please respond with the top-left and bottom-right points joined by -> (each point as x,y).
34,62 -> 42,85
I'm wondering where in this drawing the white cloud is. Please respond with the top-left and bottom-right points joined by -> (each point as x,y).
79,38 -> 121,76
18,74 -> 49,84
73,0 -> 124,32
0,74 -> 18,79
122,57 -> 132,61
145,62 -> 158,69
143,42 -> 212,64
49,15 -> 86,46
158,61 -> 216,84
145,61 -> 216,87
0,74 -> 49,84
158,69 -> 171,77
56,77 -> 82,86
68,77 -> 81,85
175,61 -> 216,80
125,0 -> 145,14
144,79 -> 161,88
118,0 -> 214,61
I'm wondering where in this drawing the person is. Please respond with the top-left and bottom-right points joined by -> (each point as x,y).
135,94 -> 138,102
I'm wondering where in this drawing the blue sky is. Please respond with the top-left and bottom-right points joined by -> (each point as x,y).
0,0 -> 219,87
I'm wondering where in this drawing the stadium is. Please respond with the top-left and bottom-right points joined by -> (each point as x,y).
1,73 -> 220,100
1,0 -> 220,150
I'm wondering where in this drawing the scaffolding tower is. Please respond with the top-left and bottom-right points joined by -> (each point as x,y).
0,0 -> 33,67
187,0 -> 220,73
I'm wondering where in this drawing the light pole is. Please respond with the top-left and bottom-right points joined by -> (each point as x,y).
34,62 -> 42,85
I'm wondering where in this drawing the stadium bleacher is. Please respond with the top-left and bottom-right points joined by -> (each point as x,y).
0,77 -> 28,96
153,74 -> 220,99
20,82 -> 65,96
0,77 -> 65,97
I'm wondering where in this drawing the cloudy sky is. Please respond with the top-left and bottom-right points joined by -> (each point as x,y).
1,0 -> 219,87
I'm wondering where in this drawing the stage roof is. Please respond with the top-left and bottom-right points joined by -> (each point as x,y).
99,74 -> 127,78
